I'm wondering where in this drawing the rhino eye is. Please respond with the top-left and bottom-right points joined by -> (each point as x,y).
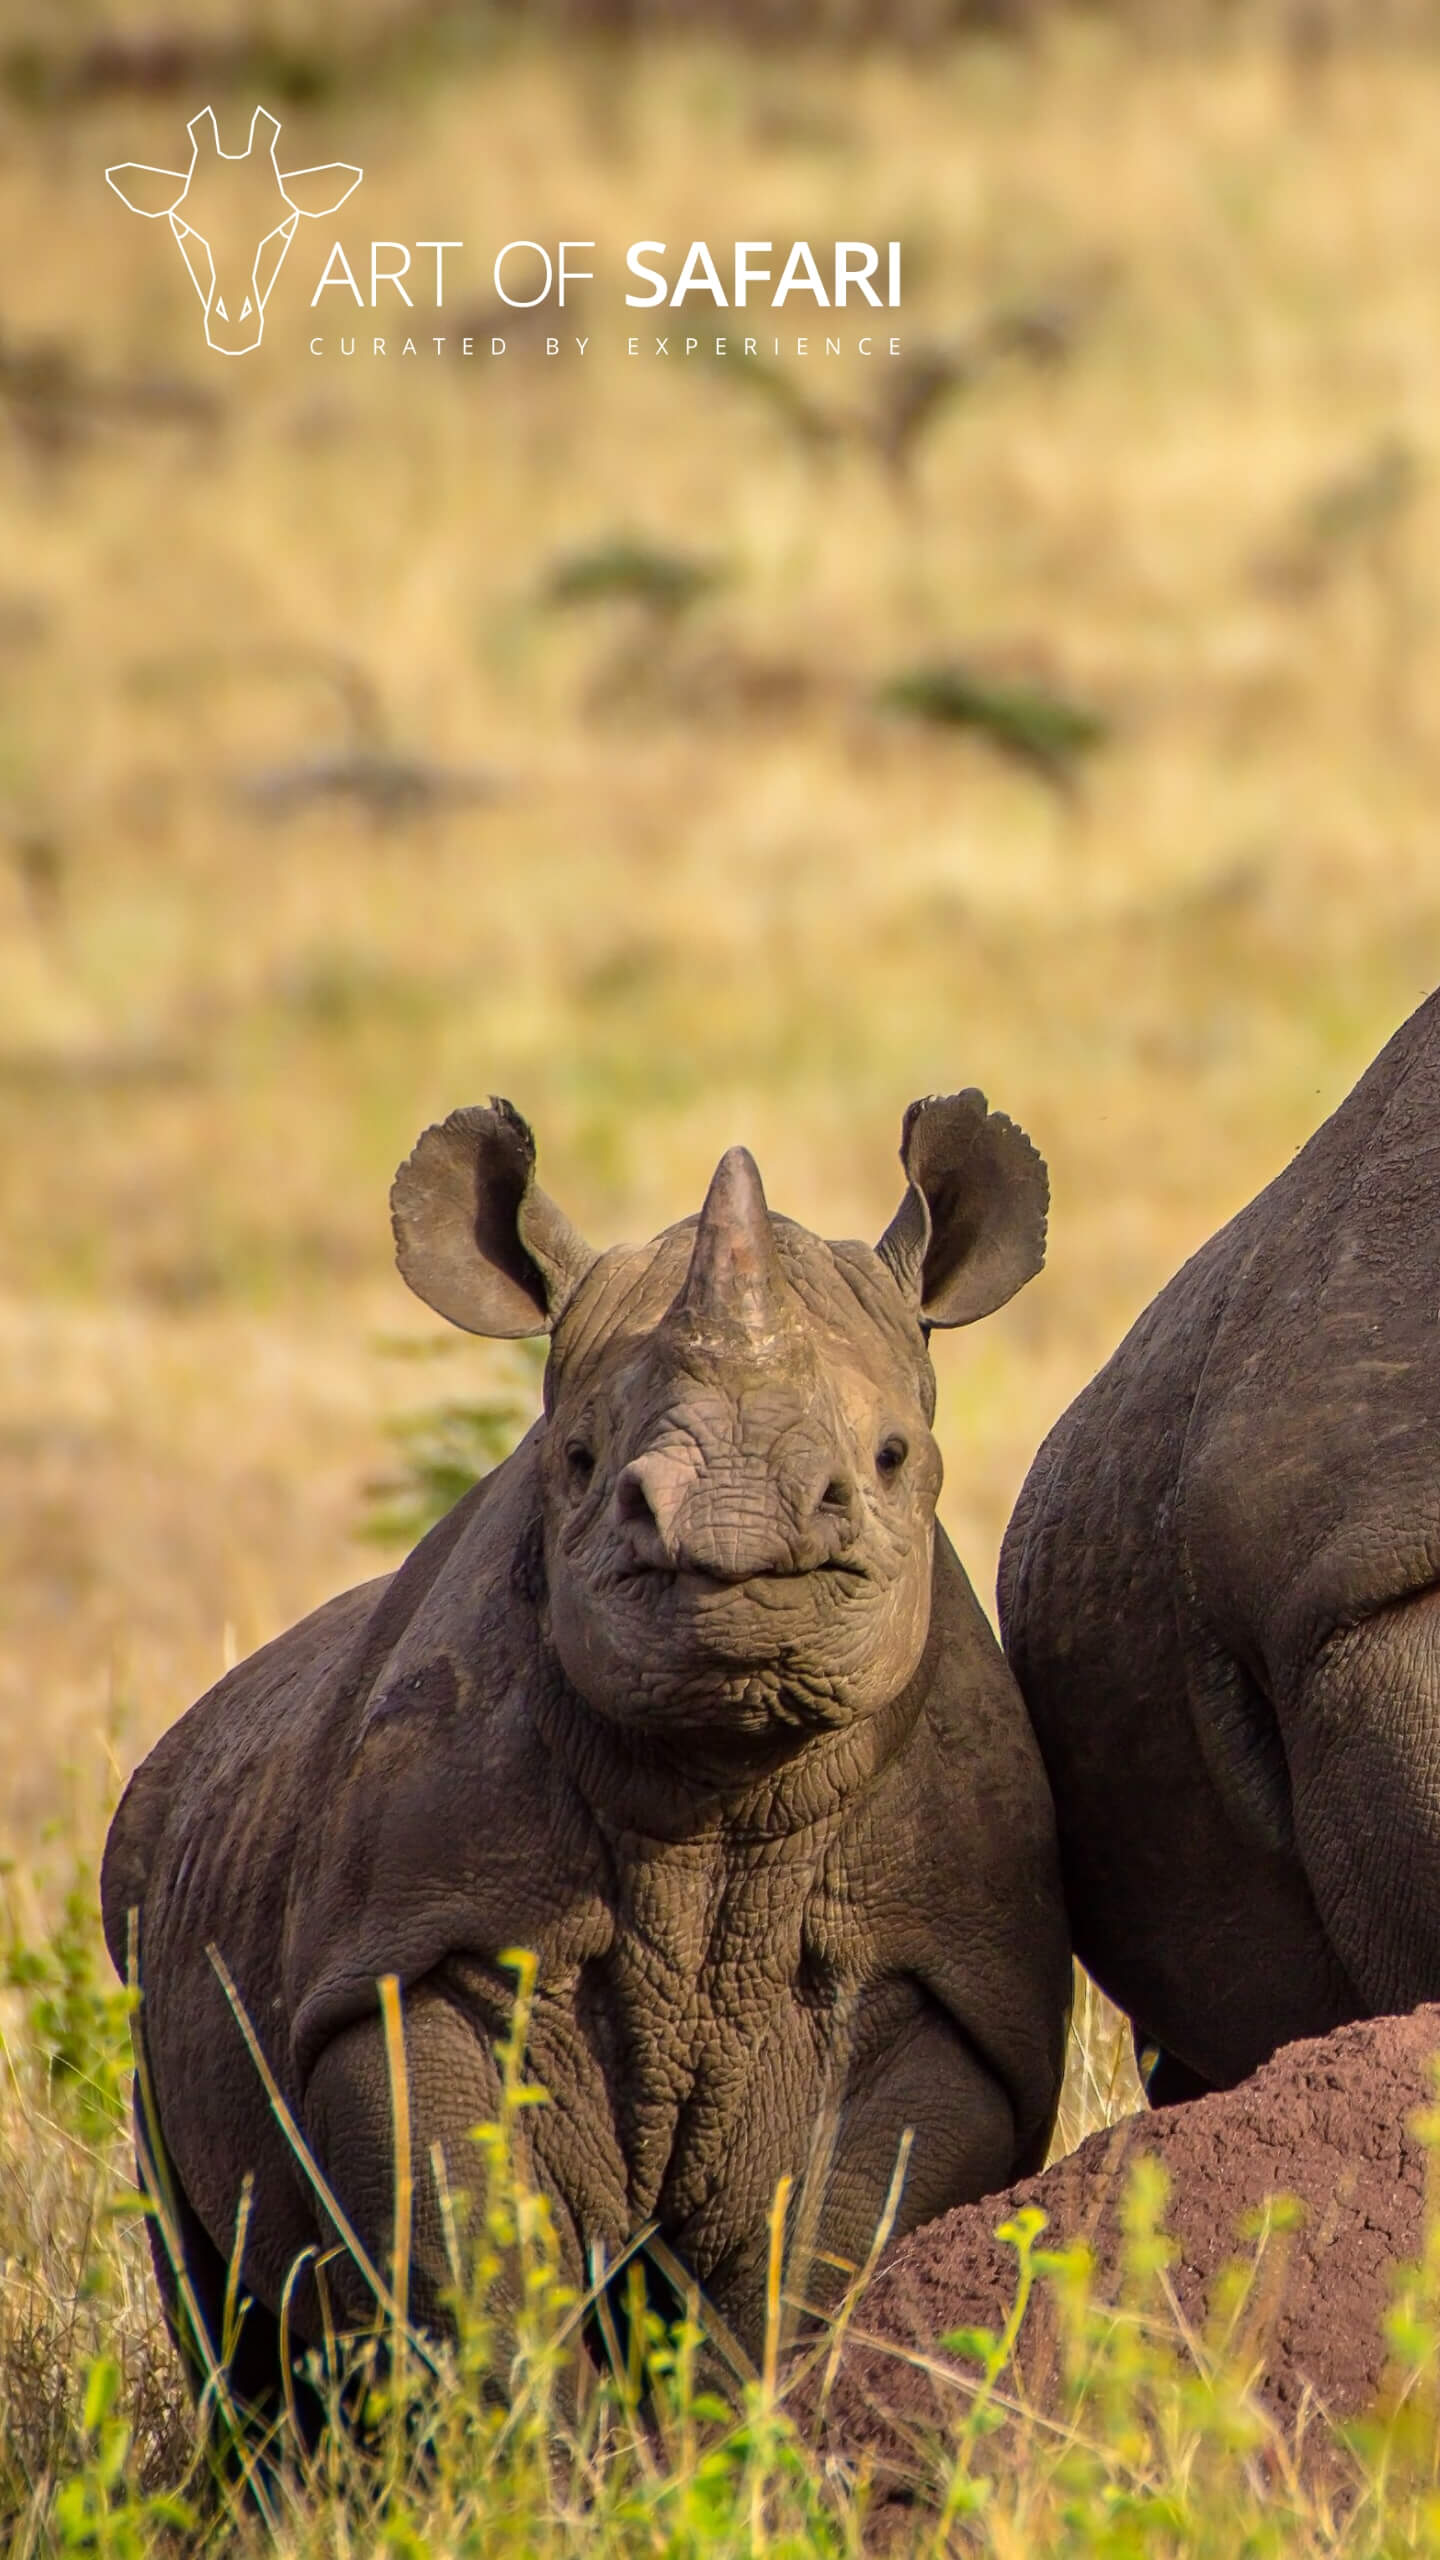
876,1435 -> 908,1480
565,1440 -> 596,1493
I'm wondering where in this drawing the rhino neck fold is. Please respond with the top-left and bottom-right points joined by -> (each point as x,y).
530,1637 -> 933,1845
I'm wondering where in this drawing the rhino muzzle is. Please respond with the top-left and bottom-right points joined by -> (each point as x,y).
611,1444 -> 863,1583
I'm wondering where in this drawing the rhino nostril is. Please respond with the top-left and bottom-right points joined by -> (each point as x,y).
819,1475 -> 855,1514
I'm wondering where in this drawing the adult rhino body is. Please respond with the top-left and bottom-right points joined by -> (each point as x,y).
1000,986 -> 1440,2101
103,1092 -> 1070,2417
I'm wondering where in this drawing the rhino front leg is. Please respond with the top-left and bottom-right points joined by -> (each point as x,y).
1287,1585 -> 1440,2017
302,1978 -> 571,2338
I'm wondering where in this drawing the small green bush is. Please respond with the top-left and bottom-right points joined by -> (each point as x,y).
359,1344 -> 546,1549
1,1848 -> 135,2147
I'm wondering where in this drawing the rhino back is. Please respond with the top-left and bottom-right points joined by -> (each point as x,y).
1180,988 -> 1440,1675
101,1578 -> 388,1981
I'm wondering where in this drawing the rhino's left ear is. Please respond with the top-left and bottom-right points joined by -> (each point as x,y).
391,1100 -> 596,1337
875,1089 -> 1048,1327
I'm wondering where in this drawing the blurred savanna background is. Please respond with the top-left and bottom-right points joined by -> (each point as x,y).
2,0 -> 1440,2531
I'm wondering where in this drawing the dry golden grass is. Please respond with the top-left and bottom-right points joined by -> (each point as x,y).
0,14 -> 1435,2088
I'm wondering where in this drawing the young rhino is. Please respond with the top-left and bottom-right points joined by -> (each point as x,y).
102,1093 -> 1069,2418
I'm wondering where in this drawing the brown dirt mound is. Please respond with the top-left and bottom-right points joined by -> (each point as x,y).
813,2006 -> 1440,2493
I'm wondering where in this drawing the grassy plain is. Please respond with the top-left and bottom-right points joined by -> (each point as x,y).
2,8 -> 1440,2546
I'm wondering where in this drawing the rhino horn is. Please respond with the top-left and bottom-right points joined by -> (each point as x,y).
673,1146 -> 789,1341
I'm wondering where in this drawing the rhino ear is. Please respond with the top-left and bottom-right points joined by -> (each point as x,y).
391,1100 -> 595,1337
875,1089 -> 1048,1328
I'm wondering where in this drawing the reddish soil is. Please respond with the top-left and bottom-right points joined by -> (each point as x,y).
812,2007 -> 1440,2499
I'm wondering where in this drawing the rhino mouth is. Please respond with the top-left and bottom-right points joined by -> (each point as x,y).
616,1558 -> 868,1593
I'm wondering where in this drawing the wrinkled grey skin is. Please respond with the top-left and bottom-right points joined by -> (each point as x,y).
103,1090 -> 1069,2418
1000,986 -> 1440,2102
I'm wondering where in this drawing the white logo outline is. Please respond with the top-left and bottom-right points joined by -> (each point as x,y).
106,106 -> 362,357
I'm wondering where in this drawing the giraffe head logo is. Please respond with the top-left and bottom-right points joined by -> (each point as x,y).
106,106 -> 362,356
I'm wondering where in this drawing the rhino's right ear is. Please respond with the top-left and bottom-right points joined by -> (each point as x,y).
391,1100 -> 596,1337
875,1088 -> 1048,1327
